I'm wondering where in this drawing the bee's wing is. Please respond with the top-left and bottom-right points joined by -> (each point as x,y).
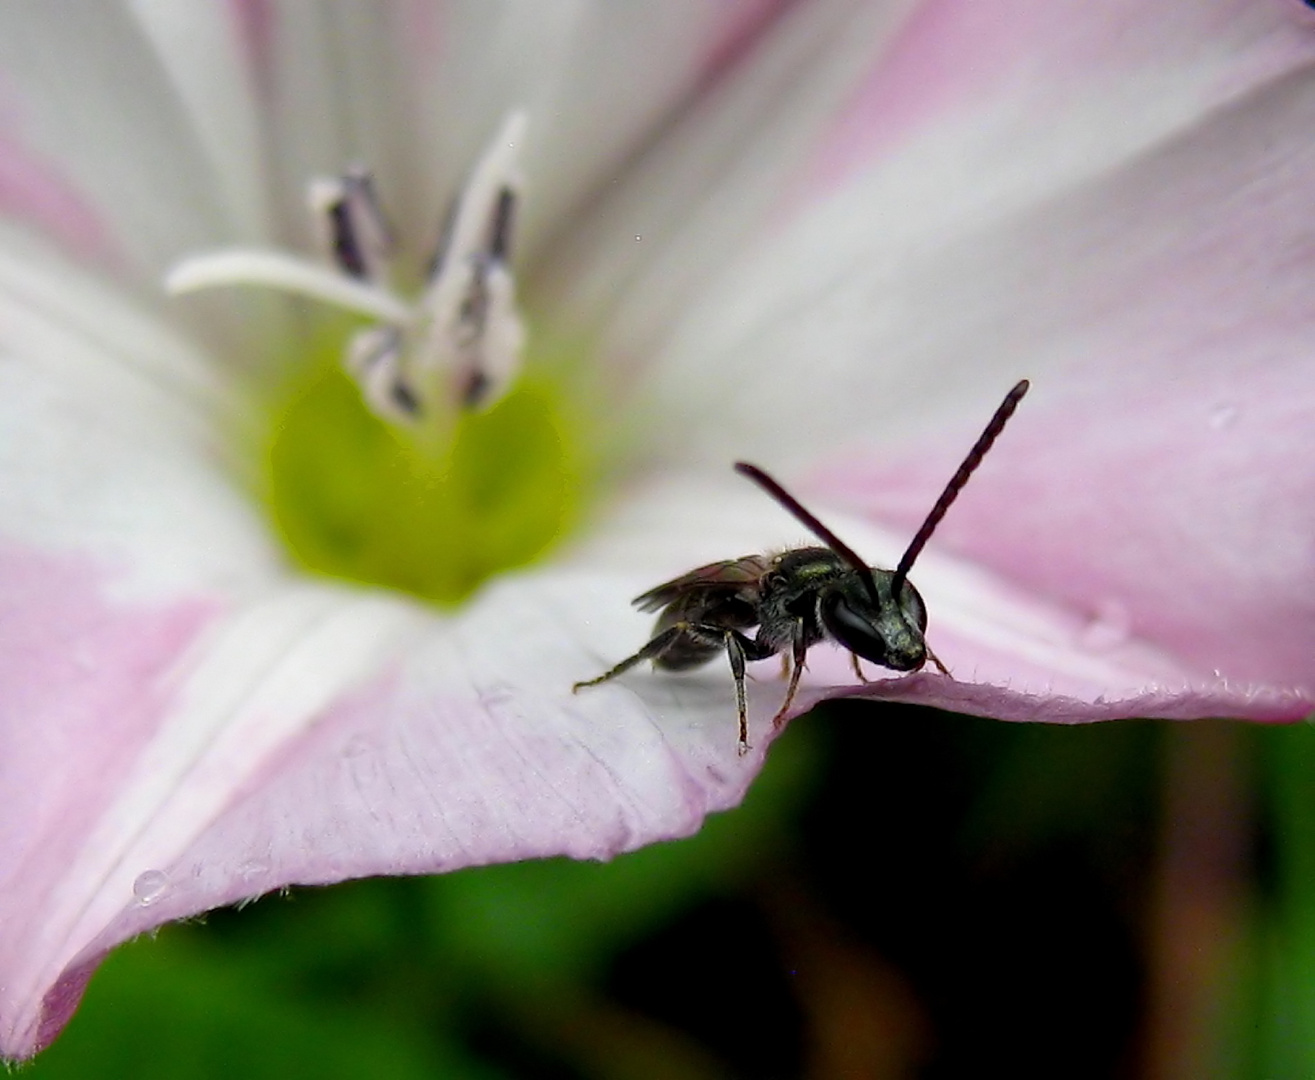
632,554 -> 772,613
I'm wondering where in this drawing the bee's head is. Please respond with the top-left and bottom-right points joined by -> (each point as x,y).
734,376 -> 1030,678
820,571 -> 927,672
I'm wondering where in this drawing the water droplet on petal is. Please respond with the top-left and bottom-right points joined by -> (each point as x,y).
1079,599 -> 1131,651
343,734 -> 377,758
132,869 -> 169,906
344,734 -> 383,792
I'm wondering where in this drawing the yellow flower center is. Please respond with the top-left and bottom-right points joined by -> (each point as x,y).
259,333 -> 588,604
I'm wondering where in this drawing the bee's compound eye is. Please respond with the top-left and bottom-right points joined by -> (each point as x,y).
821,590 -> 893,666
897,581 -> 928,632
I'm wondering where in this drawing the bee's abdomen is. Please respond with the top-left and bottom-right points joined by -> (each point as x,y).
653,637 -> 721,671
649,593 -> 758,671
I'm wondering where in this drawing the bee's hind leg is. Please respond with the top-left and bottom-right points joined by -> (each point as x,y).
578,623 -> 768,759
573,625 -> 687,691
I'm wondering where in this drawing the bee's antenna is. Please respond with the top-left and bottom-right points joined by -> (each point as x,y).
734,462 -> 881,602
890,379 -> 1029,598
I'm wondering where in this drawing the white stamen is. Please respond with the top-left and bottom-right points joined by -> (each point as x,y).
430,112 -> 526,277
164,111 -> 529,425
416,111 -> 528,411
166,248 -> 411,324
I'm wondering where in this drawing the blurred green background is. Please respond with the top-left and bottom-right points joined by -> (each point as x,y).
24,705 -> 1315,1079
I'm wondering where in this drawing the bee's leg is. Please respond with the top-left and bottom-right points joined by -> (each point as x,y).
770,620 -> 809,731
572,624 -> 687,691
926,644 -> 950,676
720,628 -> 778,756
850,652 -> 871,684
721,631 -> 753,755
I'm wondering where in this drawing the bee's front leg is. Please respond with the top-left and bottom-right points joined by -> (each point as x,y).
850,652 -> 871,684
722,631 -> 753,755
771,620 -> 809,732
722,629 -> 780,756
926,644 -> 950,676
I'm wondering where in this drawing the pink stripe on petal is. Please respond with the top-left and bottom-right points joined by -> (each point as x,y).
31,962 -> 96,1060
225,0 -> 276,93
807,0 -> 1062,185
399,0 -> 445,71
0,545 -> 218,1058
0,130 -> 115,267
802,0 -> 1315,196
698,0 -> 798,82
793,51 -> 1315,699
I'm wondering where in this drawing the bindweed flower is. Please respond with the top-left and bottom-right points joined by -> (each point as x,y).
2,0 -> 1315,1060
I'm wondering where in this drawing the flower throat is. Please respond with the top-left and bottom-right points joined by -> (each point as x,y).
263,355 -> 581,604
171,113 -> 586,603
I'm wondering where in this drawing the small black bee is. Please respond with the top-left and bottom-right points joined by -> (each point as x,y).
574,380 -> 1029,753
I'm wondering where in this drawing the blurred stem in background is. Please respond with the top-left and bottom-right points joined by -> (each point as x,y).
21,708 -> 1315,1079
1249,721 -> 1315,1080
1143,723 -> 1250,1080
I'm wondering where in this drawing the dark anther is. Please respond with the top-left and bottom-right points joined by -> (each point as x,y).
390,379 -> 421,416
427,198 -> 458,281
328,199 -> 368,279
489,187 -> 517,263
461,370 -> 491,409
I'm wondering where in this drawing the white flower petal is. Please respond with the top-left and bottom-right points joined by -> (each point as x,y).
0,225 -> 272,596
385,0 -> 805,257
127,0 -> 274,244
0,6 -> 243,278
540,1 -> 1315,467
